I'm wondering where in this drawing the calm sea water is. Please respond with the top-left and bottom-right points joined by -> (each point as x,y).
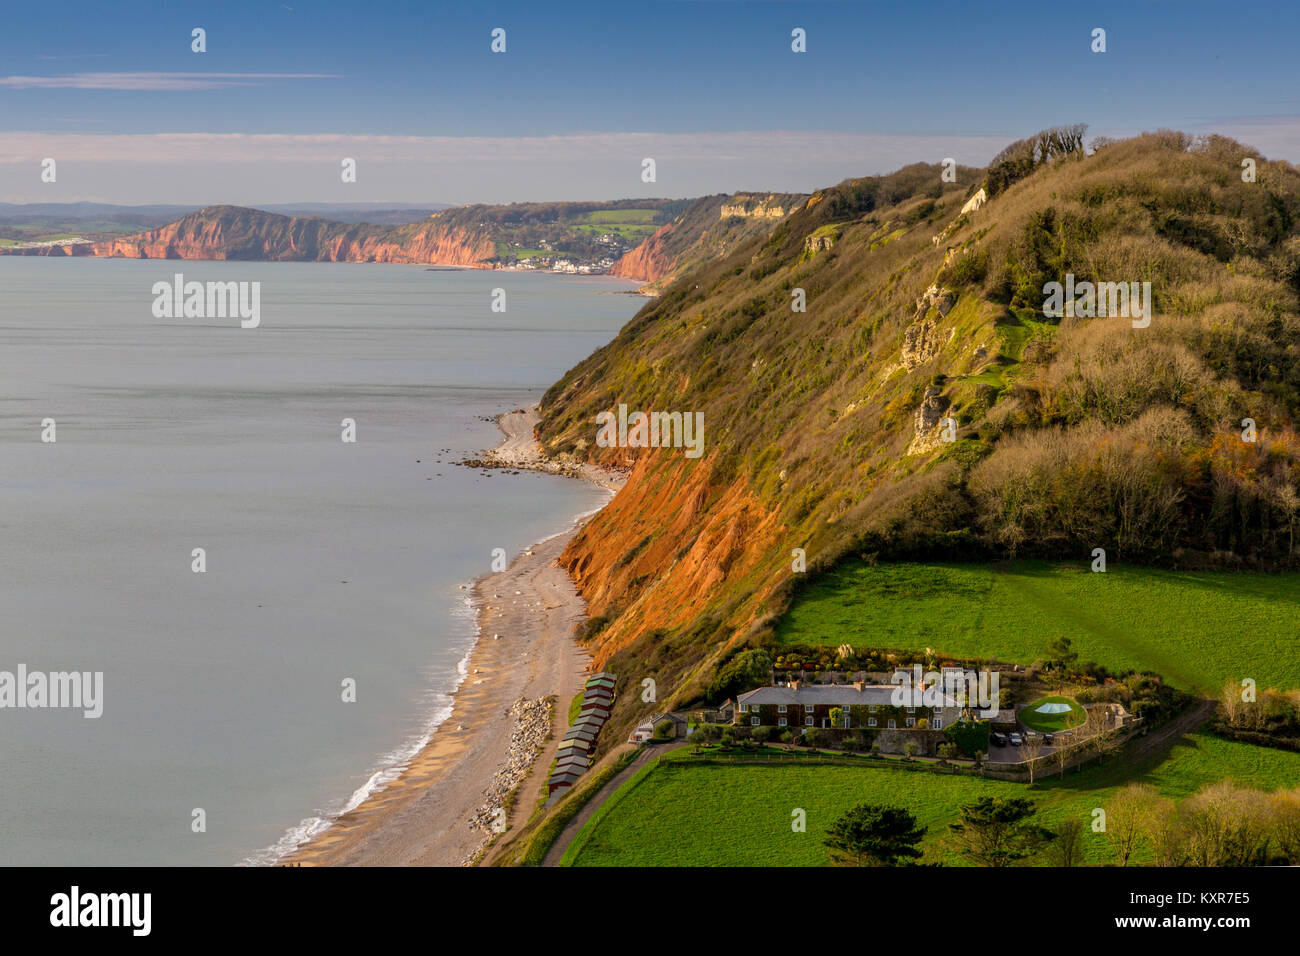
0,258 -> 639,865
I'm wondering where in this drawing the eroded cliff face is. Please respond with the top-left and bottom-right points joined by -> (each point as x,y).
5,206 -> 498,266
312,225 -> 496,265
558,448 -> 783,677
83,211 -> 496,265
608,223 -> 675,284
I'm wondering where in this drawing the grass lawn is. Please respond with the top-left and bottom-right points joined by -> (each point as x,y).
564,732 -> 1300,867
579,209 -> 659,224
1019,695 -> 1087,732
775,560 -> 1300,693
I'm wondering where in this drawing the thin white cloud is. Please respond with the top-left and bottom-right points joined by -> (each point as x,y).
0,72 -> 339,90
0,129 -> 1009,164
0,129 -> 1014,204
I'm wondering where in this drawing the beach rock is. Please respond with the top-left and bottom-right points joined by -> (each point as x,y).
467,696 -> 554,846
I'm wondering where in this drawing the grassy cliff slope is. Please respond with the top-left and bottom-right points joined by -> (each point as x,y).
536,132 -> 1300,735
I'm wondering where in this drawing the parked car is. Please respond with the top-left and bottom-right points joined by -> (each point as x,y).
1042,733 -> 1055,745
1008,732 -> 1024,746
991,732 -> 1009,747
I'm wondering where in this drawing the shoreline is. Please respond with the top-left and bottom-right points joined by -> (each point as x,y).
284,404 -> 620,866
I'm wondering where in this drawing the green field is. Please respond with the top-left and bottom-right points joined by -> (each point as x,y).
563,733 -> 1300,867
497,245 -> 564,259
1019,696 -> 1087,732
775,561 -> 1300,692
579,209 -> 658,224
570,208 -> 662,239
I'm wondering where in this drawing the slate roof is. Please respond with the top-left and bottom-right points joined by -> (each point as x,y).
736,684 -> 961,709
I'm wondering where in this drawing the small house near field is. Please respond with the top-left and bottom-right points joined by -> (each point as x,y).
735,680 -> 962,731
628,712 -> 690,743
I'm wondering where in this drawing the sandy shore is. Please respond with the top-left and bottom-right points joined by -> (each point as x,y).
286,405 -> 619,866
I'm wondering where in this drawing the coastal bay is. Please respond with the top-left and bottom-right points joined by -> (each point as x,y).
0,258 -> 638,865
290,409 -> 624,865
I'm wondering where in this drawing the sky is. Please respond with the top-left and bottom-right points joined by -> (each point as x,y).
3,0 -> 1300,205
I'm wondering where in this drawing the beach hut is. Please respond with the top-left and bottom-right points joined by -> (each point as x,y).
554,754 -> 589,774
582,687 -> 615,707
578,704 -> 611,722
585,675 -> 617,693
548,770 -> 583,794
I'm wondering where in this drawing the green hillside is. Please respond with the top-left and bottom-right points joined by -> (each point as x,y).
775,560 -> 1300,692
537,129 -> 1300,718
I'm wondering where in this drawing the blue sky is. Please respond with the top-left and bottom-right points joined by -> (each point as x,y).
3,0 -> 1299,203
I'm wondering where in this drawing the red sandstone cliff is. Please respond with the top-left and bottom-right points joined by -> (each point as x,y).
6,206 -> 498,267
608,223 -> 676,284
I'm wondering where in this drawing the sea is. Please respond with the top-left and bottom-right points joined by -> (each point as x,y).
0,257 -> 639,865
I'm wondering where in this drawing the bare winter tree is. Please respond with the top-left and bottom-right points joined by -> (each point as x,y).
1021,733 -> 1045,784
1105,783 -> 1155,866
1143,795 -> 1188,867
1047,817 -> 1085,867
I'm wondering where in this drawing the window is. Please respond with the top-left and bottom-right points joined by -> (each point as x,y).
869,705 -> 877,713
804,704 -> 814,713
932,719 -> 942,730
804,717 -> 813,726
738,703 -> 748,713
888,719 -> 896,729
777,704 -> 787,713
906,717 -> 916,728
867,718 -> 877,727
751,716 -> 760,726
906,707 -> 916,714
779,717 -> 788,727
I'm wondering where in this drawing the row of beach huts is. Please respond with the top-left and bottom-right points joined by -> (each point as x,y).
547,672 -> 616,796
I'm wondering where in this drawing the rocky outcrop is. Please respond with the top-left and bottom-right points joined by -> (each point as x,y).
609,222 -> 675,283
907,386 -> 951,455
719,194 -> 788,219
960,187 -> 987,215
804,233 -> 836,254
901,318 -> 939,369
915,284 -> 956,319
6,205 -> 498,266
901,285 -> 955,369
